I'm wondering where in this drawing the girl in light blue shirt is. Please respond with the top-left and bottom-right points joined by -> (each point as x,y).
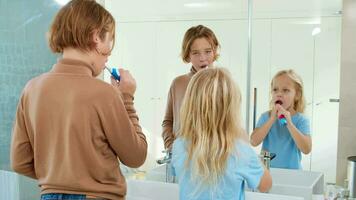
172,68 -> 272,200
250,69 -> 312,169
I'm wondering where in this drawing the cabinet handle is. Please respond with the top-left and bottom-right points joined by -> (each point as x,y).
253,88 -> 257,130
329,98 -> 339,103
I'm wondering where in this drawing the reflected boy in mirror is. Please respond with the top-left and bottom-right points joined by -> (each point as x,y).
162,25 -> 220,150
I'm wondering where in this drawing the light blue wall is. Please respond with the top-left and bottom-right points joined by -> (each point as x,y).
0,0 -> 59,171
0,1 -> 60,199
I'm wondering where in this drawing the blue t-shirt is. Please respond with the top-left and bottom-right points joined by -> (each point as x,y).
256,111 -> 310,169
172,138 -> 264,200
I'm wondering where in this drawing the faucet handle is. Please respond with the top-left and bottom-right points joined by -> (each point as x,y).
260,151 -> 276,160
162,149 -> 172,153
260,150 -> 274,170
162,149 -> 172,158
261,150 -> 272,157
157,149 -> 172,164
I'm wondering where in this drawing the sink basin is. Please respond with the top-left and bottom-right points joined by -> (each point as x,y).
126,179 -> 304,200
0,170 -> 40,200
246,191 -> 303,200
126,179 -> 179,200
145,164 -> 324,200
269,168 -> 324,200
145,164 -> 169,182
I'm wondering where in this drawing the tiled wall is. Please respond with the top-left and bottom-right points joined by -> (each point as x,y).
336,0 -> 356,185
0,0 -> 59,171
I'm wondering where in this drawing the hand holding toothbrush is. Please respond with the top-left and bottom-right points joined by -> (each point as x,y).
109,68 -> 136,97
275,100 -> 291,126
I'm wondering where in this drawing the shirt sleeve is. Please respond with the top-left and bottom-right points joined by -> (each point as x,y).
10,91 -> 36,179
162,81 -> 175,150
99,90 -> 147,168
237,142 -> 264,190
255,112 -> 269,128
171,138 -> 185,177
297,115 -> 311,136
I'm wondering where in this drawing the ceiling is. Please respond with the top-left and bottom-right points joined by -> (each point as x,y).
105,0 -> 342,22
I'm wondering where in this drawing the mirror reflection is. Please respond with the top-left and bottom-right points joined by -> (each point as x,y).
104,0 -> 341,184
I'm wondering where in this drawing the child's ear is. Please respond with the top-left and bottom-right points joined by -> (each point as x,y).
92,30 -> 100,45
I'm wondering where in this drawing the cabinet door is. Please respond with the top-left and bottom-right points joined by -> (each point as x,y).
271,18 -> 315,170
251,18 -> 315,167
198,20 -> 248,120
311,17 -> 341,183
106,22 -> 159,170
251,17 -> 341,179
155,21 -> 197,160
250,19 -> 273,153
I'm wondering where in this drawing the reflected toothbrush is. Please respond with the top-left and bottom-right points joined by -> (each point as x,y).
105,66 -> 120,81
275,100 -> 287,126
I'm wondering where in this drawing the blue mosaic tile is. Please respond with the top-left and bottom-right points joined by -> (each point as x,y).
0,0 -> 60,171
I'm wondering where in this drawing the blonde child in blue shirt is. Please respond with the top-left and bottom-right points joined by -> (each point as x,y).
171,68 -> 272,200
250,69 -> 312,169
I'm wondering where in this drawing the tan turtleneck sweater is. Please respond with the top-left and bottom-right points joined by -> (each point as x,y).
10,59 -> 147,200
162,67 -> 197,150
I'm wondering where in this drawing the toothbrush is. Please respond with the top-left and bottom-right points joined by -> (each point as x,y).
105,66 -> 120,81
275,100 -> 287,126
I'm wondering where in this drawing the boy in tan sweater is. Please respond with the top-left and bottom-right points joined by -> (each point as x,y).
10,0 -> 147,199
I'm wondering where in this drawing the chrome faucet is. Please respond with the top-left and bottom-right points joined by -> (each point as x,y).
260,151 -> 276,170
156,150 -> 175,183
156,150 -> 172,165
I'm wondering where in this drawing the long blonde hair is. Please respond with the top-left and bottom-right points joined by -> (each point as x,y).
179,67 -> 243,189
270,69 -> 306,113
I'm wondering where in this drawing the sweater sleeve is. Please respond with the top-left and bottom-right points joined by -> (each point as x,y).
10,93 -> 36,179
100,90 -> 147,168
161,82 -> 175,150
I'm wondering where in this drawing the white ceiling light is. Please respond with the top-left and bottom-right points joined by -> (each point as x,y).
184,2 -> 210,8
55,0 -> 70,6
293,18 -> 321,25
312,27 -> 321,36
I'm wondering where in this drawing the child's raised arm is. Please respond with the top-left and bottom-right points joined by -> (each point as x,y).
286,123 -> 312,154
277,105 -> 312,154
250,108 -> 277,146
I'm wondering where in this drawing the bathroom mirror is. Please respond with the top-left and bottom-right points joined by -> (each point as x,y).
104,0 -> 342,184
0,0 -> 341,188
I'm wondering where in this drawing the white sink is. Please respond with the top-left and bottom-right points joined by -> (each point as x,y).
145,164 -> 167,182
0,170 -> 40,200
126,179 -> 304,200
246,191 -> 304,200
126,179 -> 179,200
145,164 -> 324,200
269,168 -> 324,200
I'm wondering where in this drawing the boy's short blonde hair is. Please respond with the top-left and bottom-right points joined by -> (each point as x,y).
48,0 -> 115,53
181,25 -> 220,63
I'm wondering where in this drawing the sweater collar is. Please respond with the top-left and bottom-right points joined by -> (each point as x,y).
51,58 -> 100,77
190,66 -> 197,75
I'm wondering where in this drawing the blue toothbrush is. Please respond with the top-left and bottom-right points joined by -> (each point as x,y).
105,66 -> 120,81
